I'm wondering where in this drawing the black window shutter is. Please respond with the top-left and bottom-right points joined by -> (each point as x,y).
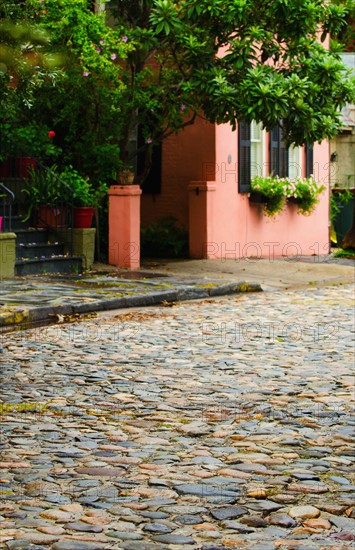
238,120 -> 251,193
279,136 -> 288,177
270,126 -> 279,176
270,125 -> 288,177
306,144 -> 314,177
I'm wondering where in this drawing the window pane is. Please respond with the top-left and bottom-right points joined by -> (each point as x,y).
251,121 -> 263,178
289,146 -> 302,179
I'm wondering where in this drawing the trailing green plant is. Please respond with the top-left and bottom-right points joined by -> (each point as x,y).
140,216 -> 189,258
251,175 -> 326,217
250,175 -> 286,218
285,176 -> 326,215
60,166 -> 108,207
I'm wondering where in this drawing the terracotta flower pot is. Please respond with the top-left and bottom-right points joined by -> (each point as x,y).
37,205 -> 67,228
73,206 -> 95,228
118,171 -> 135,185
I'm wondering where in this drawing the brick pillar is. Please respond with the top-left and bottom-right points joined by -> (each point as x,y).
188,181 -> 216,258
108,185 -> 142,269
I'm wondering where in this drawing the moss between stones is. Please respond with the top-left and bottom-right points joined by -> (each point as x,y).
0,402 -> 48,414
0,309 -> 30,325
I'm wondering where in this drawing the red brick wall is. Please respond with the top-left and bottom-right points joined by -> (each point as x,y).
141,117 -> 215,228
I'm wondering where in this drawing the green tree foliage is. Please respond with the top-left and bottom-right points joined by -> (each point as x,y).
2,0 -> 355,183
0,0 -> 65,97
108,0 -> 354,151
0,0 -> 64,164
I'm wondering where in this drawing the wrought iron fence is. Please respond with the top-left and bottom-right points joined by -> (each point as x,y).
0,134 -> 74,255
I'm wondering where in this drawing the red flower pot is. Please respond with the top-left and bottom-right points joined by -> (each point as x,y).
73,207 -> 94,228
37,205 -> 67,228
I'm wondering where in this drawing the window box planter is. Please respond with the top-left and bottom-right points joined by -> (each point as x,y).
249,191 -> 268,204
249,191 -> 286,217
287,196 -> 301,205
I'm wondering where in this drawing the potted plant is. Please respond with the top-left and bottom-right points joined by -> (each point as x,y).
118,164 -> 135,185
250,175 -> 286,217
22,165 -> 68,227
60,166 -> 108,228
285,176 -> 326,215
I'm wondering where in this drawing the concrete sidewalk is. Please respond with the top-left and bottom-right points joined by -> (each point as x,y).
0,254 -> 354,329
142,255 -> 355,291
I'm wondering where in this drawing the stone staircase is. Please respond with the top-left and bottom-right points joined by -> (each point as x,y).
2,209 -> 82,276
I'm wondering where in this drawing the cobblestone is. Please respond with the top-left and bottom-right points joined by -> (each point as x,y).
0,284 -> 354,548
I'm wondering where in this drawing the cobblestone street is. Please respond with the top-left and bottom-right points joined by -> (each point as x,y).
1,284 -> 354,549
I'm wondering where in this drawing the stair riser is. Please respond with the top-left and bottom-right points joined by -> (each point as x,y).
15,230 -> 49,245
16,244 -> 64,260
15,258 -> 82,276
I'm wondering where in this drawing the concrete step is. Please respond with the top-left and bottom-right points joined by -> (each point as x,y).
16,242 -> 64,260
15,228 -> 49,245
15,256 -> 82,276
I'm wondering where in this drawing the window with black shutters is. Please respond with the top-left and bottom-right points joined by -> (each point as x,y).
238,120 -> 251,193
270,125 -> 288,177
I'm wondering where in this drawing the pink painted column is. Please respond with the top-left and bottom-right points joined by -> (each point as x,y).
108,185 -> 142,269
188,181 -> 216,258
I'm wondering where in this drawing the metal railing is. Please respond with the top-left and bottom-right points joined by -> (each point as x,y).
0,134 -> 74,255
0,182 -> 15,232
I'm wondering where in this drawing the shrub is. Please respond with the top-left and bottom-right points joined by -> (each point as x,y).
140,216 -> 189,258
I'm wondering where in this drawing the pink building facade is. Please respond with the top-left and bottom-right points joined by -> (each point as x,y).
141,119 -> 330,260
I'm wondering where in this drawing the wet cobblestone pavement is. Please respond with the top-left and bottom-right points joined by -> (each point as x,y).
0,272 -> 260,328
0,284 -> 354,549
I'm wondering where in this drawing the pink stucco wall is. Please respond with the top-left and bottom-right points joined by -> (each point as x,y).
199,124 -> 330,259
141,120 -> 330,259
